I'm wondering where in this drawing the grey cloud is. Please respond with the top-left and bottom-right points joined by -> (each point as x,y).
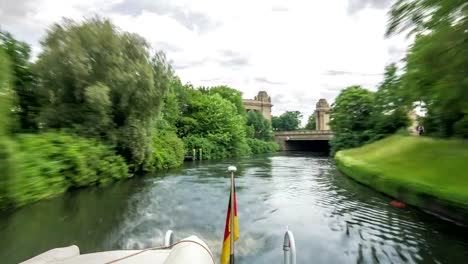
325,70 -> 383,76
200,77 -> 224,82
0,0 -> 37,24
271,6 -> 290,12
321,83 -> 344,92
254,77 -> 284,85
0,0 -> 43,45
172,58 -> 208,70
271,93 -> 291,105
112,0 -> 219,33
217,50 -> 249,68
172,50 -> 249,70
387,45 -> 406,62
347,0 -> 393,14
155,41 -> 182,52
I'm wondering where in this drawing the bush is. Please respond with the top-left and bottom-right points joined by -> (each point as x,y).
183,135 -> 224,160
453,115 -> 468,138
151,130 -> 185,170
247,138 -> 279,154
4,132 -> 128,207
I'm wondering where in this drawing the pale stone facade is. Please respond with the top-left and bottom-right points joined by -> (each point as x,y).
315,99 -> 331,131
243,91 -> 273,120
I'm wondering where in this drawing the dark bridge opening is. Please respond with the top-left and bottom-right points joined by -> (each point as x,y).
284,140 -> 330,153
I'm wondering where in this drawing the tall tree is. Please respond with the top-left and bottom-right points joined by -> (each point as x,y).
246,111 -> 274,140
272,111 -> 302,131
0,31 -> 38,131
305,113 -> 316,130
34,18 -> 173,170
387,0 -> 468,138
200,85 -> 246,115
0,47 -> 17,207
177,89 -> 249,157
372,64 -> 410,138
386,0 -> 467,37
329,86 -> 375,153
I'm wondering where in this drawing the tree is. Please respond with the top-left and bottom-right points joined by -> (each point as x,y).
386,0 -> 467,37
329,86 -> 375,153
0,31 -> 38,131
399,23 -> 467,137
0,47 -> 16,207
272,111 -> 302,131
246,111 -> 274,140
387,0 -> 468,138
201,85 -> 246,115
305,113 -> 316,130
372,64 -> 410,139
177,89 -> 250,158
34,18 -> 173,170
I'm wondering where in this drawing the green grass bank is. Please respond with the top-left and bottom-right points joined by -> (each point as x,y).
335,135 -> 468,224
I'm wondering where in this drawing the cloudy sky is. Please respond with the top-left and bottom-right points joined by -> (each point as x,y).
0,0 -> 410,122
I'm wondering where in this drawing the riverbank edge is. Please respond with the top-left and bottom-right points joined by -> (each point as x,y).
335,144 -> 468,225
0,146 -> 280,211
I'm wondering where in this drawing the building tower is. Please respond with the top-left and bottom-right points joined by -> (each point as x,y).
315,99 -> 331,131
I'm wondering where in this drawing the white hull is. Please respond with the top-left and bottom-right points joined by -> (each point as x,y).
21,236 -> 214,264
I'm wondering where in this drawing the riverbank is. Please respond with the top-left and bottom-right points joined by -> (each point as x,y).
335,135 -> 468,224
3,152 -> 468,264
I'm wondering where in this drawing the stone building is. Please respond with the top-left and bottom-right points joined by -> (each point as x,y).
315,99 -> 331,131
243,91 -> 273,120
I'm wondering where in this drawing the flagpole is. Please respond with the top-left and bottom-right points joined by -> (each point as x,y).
228,166 -> 236,264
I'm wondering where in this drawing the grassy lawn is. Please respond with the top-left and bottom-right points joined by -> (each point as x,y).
335,135 -> 468,209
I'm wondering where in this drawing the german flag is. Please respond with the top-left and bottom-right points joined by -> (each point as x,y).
220,186 -> 239,264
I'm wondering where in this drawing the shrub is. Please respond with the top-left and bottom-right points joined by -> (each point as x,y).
247,138 -> 279,154
183,135 -> 224,160
5,132 -> 128,207
151,130 -> 185,170
453,115 -> 468,139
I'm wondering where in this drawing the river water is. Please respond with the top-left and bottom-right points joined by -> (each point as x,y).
1,152 -> 467,264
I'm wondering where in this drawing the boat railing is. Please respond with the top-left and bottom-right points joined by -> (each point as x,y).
164,230 -> 174,248
283,228 -> 296,264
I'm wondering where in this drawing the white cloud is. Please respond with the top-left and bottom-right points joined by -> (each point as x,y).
0,0 -> 411,124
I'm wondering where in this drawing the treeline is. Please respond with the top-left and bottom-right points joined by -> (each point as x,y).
0,18 -> 277,208
329,0 -> 467,154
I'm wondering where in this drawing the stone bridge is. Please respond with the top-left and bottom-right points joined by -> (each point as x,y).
274,130 -> 335,151
274,98 -> 334,151
243,91 -> 334,151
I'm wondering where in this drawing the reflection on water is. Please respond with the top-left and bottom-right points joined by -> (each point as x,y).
0,152 -> 467,264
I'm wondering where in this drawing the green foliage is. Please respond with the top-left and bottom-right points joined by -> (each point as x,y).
0,31 -> 38,131
387,0 -> 468,138
183,135 -> 224,160
3,132 -> 128,208
151,130 -> 185,170
330,83 -> 411,154
272,111 -> 302,131
305,113 -> 316,130
0,47 -> 13,135
201,85 -> 246,115
329,86 -> 375,153
453,115 -> 468,139
386,0 -> 467,37
177,89 -> 250,158
246,111 -> 274,140
401,23 -> 467,137
372,108 -> 410,141
247,138 -> 279,154
34,17 -> 172,170
331,86 -> 375,133
0,47 -> 16,207
374,64 -> 407,114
